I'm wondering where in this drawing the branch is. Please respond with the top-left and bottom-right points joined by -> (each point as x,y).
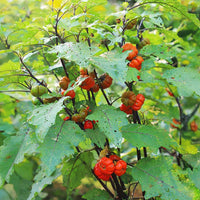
136,17 -> 145,38
0,90 -> 30,93
187,103 -> 200,121
19,57 -> 52,93
94,69 -> 111,106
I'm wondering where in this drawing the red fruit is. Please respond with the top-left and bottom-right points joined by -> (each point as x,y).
128,59 -> 140,70
137,75 -> 140,80
100,73 -> 113,89
80,68 -> 88,75
135,56 -> 144,65
98,157 -> 115,175
170,118 -> 181,129
78,75 -> 95,90
66,90 -> 75,99
122,43 -> 138,61
84,120 -> 93,129
121,91 -> 136,106
94,163 -> 111,181
114,160 -> 127,176
89,72 -> 96,79
91,83 -> 99,92
190,121 -> 198,132
109,155 -> 121,161
120,104 -> 132,114
63,116 -> 70,121
136,94 -> 145,103
59,76 -> 70,90
61,90 -> 75,99
131,94 -> 145,111
131,104 -> 141,111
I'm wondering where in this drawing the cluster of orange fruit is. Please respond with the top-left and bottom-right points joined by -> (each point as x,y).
122,43 -> 144,80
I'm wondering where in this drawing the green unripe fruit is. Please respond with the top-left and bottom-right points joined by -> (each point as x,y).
59,113 -> 66,120
31,85 -> 48,97
32,97 -> 42,105
128,36 -> 140,45
105,15 -> 116,25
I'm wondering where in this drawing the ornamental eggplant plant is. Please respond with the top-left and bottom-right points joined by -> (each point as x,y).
0,0 -> 200,200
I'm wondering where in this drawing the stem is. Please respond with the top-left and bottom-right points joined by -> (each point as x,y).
112,174 -> 128,199
94,69 -> 111,105
131,182 -> 139,199
187,103 -> 200,121
90,90 -> 96,102
60,59 -> 69,77
0,90 -> 30,93
111,97 -> 121,105
136,18 -> 145,38
143,147 -> 147,157
118,176 -> 126,191
93,171 -> 115,198
37,97 -> 44,104
87,90 -> 91,101
19,57 -> 52,93
64,107 -> 72,117
136,148 -> 141,160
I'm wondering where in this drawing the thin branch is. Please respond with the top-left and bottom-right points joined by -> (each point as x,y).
19,57 -> 52,93
94,69 -> 111,105
187,103 -> 200,121
60,59 -> 69,77
0,90 -> 30,93
136,18 -> 145,38
93,172 -> 115,198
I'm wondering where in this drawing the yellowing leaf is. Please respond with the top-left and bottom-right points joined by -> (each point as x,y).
48,0 -> 63,9
179,139 -> 198,154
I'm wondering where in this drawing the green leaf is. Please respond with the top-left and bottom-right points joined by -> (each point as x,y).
183,153 -> 200,168
85,126 -> 107,148
0,189 -> 11,200
38,118 -> 85,176
121,124 -> 178,152
0,133 -> 38,186
91,48 -> 129,83
82,188 -> 112,200
28,98 -> 65,142
140,44 -> 175,61
0,135 -> 23,186
48,42 -> 100,67
138,0 -> 200,27
62,152 -> 94,191
141,59 -> 155,70
126,67 -> 140,82
27,170 -> 61,200
14,159 -> 35,181
87,105 -> 128,147
132,156 -> 193,200
188,165 -> 200,189
10,173 -> 32,200
163,67 -> 200,97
